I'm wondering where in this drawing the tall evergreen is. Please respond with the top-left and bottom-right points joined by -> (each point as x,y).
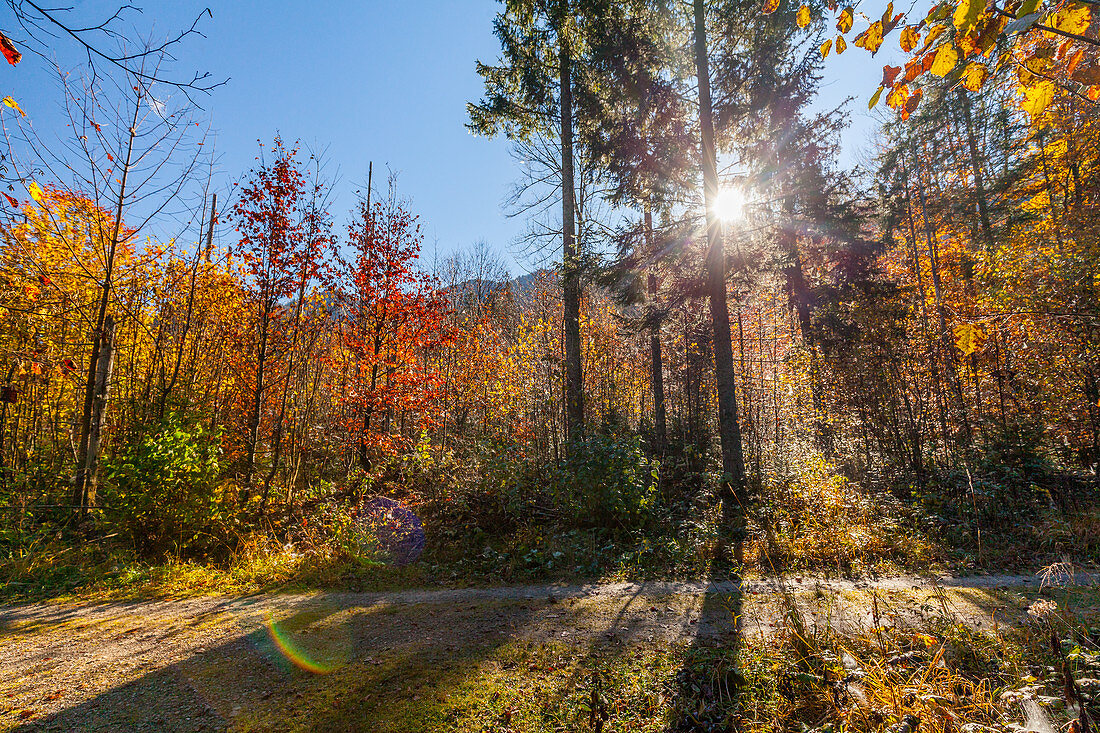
469,0 -> 600,448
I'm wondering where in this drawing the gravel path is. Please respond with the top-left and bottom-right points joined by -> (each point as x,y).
1,572 -> 1091,732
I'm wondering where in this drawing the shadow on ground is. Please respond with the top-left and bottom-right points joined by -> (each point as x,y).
6,571 -> 742,731
663,535 -> 744,732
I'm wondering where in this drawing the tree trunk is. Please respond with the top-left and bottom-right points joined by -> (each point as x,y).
244,302 -> 271,492
645,206 -> 667,454
915,158 -> 971,450
692,0 -> 747,530
81,315 -> 115,511
73,104 -> 139,515
560,25 -> 584,449
958,92 -> 994,252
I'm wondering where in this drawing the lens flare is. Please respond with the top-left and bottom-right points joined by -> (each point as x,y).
265,613 -> 335,675
360,496 -> 425,566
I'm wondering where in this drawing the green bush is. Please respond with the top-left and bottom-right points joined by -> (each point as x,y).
102,415 -> 227,557
552,432 -> 660,531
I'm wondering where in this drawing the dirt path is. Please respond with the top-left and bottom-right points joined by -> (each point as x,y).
1,573 -> 1092,732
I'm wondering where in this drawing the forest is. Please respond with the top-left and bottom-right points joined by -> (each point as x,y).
2,0 -> 1100,731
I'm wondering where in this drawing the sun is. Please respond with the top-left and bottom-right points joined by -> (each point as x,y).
714,187 -> 745,222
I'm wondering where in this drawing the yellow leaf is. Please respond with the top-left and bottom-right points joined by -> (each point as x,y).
961,61 -> 988,90
886,83 -> 910,108
917,24 -> 947,54
869,85 -> 884,108
1046,4 -> 1091,37
797,5 -> 813,26
913,632 -> 939,648
953,0 -> 981,31
821,38 -> 834,58
953,323 -> 987,356
762,0 -> 781,15
854,20 -> 885,54
2,96 -> 24,117
900,25 -> 920,52
837,7 -> 854,32
930,43 -> 959,75
28,182 -> 43,203
836,34 -> 848,53
1021,80 -> 1056,120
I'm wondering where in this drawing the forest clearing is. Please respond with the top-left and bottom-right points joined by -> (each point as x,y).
2,0 -> 1100,730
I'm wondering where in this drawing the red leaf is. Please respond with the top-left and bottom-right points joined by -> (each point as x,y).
882,65 -> 903,87
3,193 -> 18,208
902,87 -> 924,118
0,33 -> 21,65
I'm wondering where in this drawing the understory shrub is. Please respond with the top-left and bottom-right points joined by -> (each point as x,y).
102,415 -> 230,557
551,432 -> 660,531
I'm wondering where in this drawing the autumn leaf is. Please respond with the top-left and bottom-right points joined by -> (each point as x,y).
881,3 -> 903,32
1017,0 -> 1042,16
882,65 -> 903,86
886,83 -> 910,109
28,182 -> 43,203
836,34 -> 848,53
1066,48 -> 1085,75
953,0 -> 981,31
1045,4 -> 1091,38
854,20 -> 886,54
930,44 -> 960,76
797,5 -> 813,27
902,87 -> 923,118
3,193 -> 17,207
837,7 -> 854,32
821,38 -> 834,58
1021,80 -> 1056,120
0,32 -> 21,66
2,96 -> 24,117
900,25 -> 920,52
953,323 -> 987,356
917,25 -> 947,54
762,0 -> 781,15
961,61 -> 989,90
869,85 -> 884,108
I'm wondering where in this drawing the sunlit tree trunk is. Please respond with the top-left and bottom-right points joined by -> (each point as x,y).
644,206 -> 666,454
73,106 -> 139,515
692,0 -> 747,528
560,23 -> 584,448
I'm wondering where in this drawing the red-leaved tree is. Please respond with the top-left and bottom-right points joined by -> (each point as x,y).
335,184 -> 450,472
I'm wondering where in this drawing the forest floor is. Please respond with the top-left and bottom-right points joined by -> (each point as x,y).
3,572 -> 1099,732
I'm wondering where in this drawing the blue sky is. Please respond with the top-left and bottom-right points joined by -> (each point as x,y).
9,0 -> 900,275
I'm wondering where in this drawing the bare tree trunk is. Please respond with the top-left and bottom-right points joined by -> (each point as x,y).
560,20 -> 584,449
81,315 -> 116,511
244,302 -> 271,492
915,158 -> 971,450
693,0 -> 747,528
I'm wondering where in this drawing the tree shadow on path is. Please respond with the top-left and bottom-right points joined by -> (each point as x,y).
665,534 -> 745,732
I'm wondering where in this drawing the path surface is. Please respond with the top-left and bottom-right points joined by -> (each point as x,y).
1,573 -> 1092,732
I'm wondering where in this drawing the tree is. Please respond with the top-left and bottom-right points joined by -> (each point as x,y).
469,0 -> 599,448
230,138 -> 330,497
335,181 -> 450,471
